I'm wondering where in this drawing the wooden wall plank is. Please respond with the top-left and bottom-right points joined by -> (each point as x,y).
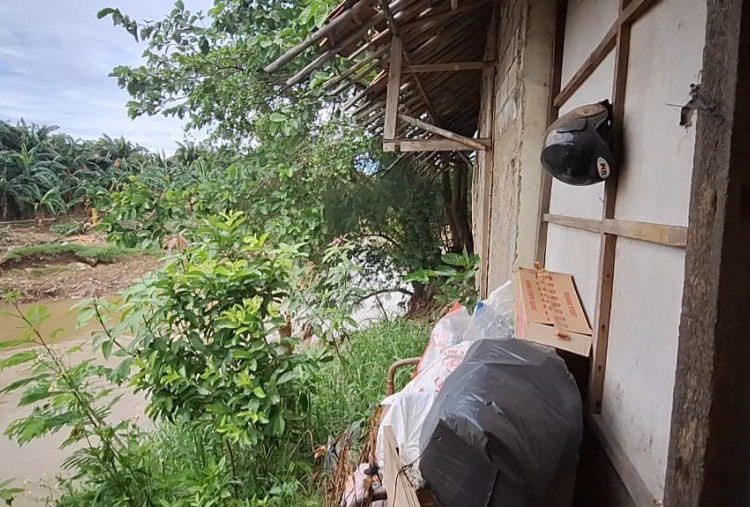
588,4 -> 631,415
544,214 -> 688,247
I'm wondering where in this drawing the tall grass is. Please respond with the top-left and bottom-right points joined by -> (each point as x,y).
310,318 -> 429,442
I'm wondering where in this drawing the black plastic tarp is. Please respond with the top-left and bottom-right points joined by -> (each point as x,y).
418,339 -> 583,507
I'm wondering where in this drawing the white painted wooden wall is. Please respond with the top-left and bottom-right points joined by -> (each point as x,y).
544,0 -> 706,499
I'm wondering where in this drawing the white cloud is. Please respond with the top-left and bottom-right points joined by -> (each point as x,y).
0,0 -> 213,154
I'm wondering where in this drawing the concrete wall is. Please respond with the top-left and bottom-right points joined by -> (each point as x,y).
472,0 -> 556,292
544,0 -> 707,501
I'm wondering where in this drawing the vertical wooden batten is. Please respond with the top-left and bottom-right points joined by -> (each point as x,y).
588,0 -> 632,414
534,0 -> 568,265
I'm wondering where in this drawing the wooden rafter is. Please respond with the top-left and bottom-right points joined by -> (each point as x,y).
398,113 -> 487,150
402,61 -> 493,72
263,0 -> 373,73
384,138 -> 489,151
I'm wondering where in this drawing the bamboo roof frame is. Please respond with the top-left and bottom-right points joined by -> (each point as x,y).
266,0 -> 496,174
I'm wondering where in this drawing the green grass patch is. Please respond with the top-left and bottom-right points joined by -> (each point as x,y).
1,243 -> 151,267
310,318 -> 430,441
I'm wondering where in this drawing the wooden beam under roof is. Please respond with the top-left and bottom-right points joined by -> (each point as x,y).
402,61 -> 493,72
384,138 -> 489,151
264,0 -> 372,73
398,113 -> 487,150
383,36 -> 404,144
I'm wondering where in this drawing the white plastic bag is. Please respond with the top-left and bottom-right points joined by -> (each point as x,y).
375,391 -> 437,476
404,341 -> 473,395
416,303 -> 471,373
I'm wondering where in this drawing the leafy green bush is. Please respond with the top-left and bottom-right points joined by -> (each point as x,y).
97,175 -> 187,248
103,212 -> 321,445
405,250 -> 481,311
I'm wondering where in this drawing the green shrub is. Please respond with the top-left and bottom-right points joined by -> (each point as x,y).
97,175 -> 187,248
111,211 -> 321,445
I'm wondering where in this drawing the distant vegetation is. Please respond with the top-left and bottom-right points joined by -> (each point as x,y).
0,120 -> 169,221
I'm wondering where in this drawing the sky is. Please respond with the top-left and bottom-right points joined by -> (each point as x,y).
0,0 -> 213,154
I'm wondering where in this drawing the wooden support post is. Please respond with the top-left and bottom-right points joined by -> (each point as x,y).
383,36 -> 403,149
665,0 -> 750,504
398,114 -> 487,151
478,0 -> 498,298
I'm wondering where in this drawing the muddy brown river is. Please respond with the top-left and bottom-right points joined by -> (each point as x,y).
0,298 -> 147,507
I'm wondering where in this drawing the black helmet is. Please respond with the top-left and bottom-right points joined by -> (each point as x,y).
540,100 -> 616,186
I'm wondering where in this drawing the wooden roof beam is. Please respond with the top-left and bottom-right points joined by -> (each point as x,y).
264,0 -> 372,73
402,61 -> 494,73
398,113 -> 487,151
384,138 -> 490,152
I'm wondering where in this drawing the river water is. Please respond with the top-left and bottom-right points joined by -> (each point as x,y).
0,299 -> 144,506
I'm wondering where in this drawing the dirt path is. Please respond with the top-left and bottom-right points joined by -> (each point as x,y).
0,255 -> 160,302
1,221 -> 160,303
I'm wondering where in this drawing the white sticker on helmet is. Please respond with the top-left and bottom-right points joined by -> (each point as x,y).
597,157 -> 611,179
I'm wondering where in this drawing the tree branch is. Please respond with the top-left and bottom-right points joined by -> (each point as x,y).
356,288 -> 414,304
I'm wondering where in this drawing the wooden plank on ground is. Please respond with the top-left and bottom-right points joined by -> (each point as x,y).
383,426 -> 421,507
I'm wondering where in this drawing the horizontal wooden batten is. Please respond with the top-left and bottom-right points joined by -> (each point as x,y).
544,214 -> 687,247
402,61 -> 494,73
384,138 -> 490,152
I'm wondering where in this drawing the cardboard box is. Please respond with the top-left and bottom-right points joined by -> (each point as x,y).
515,266 -> 592,357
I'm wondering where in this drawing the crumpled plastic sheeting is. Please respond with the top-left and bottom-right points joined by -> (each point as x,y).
375,391 -> 437,486
419,339 -> 582,507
